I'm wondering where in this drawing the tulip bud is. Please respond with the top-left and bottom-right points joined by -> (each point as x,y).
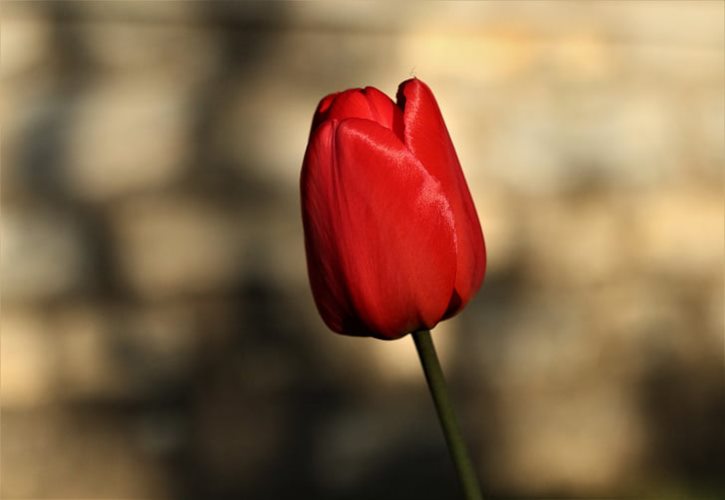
300,78 -> 486,340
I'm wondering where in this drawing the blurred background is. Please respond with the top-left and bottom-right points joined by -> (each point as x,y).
2,1 -> 723,498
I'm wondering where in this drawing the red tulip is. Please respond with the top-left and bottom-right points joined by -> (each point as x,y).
300,78 -> 486,340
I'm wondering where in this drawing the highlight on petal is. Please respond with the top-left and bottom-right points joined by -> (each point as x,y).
397,78 -> 486,315
331,118 -> 458,339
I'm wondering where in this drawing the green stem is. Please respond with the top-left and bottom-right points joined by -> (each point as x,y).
412,329 -> 483,500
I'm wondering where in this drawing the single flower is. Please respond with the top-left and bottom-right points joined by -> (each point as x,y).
300,78 -> 486,340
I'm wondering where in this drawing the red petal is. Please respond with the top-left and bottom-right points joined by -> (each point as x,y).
310,92 -> 339,133
310,87 -> 404,138
397,78 -> 486,316
331,118 -> 457,339
359,87 -> 405,139
301,117 -> 459,339
301,120 -> 362,335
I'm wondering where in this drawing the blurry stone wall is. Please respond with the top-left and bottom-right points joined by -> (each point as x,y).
2,1 -> 723,499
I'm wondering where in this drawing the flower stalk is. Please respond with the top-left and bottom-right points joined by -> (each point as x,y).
412,329 -> 483,500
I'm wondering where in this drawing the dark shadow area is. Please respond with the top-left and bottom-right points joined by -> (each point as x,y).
12,3 -> 92,199
452,263 -> 527,499
10,1 -> 125,300
637,341 -> 725,495
163,276 -> 345,500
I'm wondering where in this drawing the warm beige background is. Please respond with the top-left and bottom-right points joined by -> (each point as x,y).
2,1 -> 723,498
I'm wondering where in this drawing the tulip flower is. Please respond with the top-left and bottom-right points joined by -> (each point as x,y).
301,78 -> 486,340
300,78 -> 486,500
